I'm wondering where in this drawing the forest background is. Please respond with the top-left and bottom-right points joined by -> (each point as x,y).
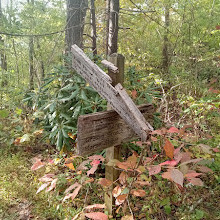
0,0 -> 219,219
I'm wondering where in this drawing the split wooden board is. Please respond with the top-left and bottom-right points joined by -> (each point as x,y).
77,104 -> 154,155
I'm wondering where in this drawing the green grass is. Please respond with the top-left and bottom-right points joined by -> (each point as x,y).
0,146 -> 61,220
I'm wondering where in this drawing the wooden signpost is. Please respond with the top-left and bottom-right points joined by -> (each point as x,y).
71,45 -> 153,143
71,44 -> 154,215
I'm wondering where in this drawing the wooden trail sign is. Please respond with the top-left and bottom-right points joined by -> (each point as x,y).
77,104 -> 154,156
71,45 -> 153,144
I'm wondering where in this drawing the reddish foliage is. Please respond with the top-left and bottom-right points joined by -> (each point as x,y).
163,139 -> 174,159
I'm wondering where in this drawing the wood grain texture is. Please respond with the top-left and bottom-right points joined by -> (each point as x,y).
77,104 -> 154,156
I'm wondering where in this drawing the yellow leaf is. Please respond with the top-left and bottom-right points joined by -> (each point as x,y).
65,163 -> 75,171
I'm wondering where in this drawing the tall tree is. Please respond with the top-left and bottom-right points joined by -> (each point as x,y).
107,0 -> 119,55
65,0 -> 88,52
0,0 -> 7,72
27,0 -> 34,90
162,1 -> 170,74
90,0 -> 97,56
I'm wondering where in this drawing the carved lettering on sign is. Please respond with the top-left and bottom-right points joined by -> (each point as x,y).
71,45 -> 153,142
77,104 -> 154,156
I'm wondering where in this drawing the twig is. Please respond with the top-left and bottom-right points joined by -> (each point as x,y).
126,197 -> 134,218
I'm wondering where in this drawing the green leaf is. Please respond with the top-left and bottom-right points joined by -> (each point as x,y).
121,187 -> 129,195
57,131 -> 63,150
164,204 -> 171,215
0,110 -> 9,119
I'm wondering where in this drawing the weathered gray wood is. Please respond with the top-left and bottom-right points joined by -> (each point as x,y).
71,45 -> 153,142
101,59 -> 119,73
77,104 -> 154,156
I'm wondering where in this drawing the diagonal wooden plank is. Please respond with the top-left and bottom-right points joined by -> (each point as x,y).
71,45 -> 153,142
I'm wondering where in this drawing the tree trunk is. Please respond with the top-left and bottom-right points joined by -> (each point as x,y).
108,0 -> 119,55
0,0 -> 7,72
105,0 -> 110,56
65,0 -> 88,52
28,0 -> 34,90
36,39 -> 45,82
90,0 -> 97,56
162,2 -> 170,74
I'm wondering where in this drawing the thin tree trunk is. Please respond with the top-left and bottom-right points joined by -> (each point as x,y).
28,0 -> 35,90
12,39 -> 20,85
108,0 -> 119,55
65,0 -> 88,52
29,37 -> 34,90
105,0 -> 110,56
90,0 -> 97,56
162,2 -> 170,74
36,39 -> 45,81
0,0 -> 7,72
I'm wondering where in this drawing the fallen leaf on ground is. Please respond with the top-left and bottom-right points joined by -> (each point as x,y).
130,189 -> 146,197
98,178 -> 112,187
36,183 -> 50,194
85,212 -> 108,220
163,139 -> 174,159
31,158 -> 45,171
85,204 -> 106,210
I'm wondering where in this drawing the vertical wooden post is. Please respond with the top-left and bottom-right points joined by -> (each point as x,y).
105,53 -> 125,215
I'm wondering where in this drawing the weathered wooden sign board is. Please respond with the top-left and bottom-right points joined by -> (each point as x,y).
71,45 -> 153,153
77,104 -> 154,155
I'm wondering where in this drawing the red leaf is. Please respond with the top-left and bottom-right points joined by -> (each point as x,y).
197,166 -> 213,173
112,185 -> 122,198
115,194 -> 127,206
119,172 -> 128,185
174,145 -> 183,156
151,136 -> 158,142
39,174 -> 54,182
185,172 -> 202,178
64,182 -> 81,194
163,139 -> 174,159
180,152 -> 191,163
36,183 -> 50,194
170,169 -> 184,187
77,160 -> 90,170
116,154 -> 137,170
130,189 -> 146,197
87,164 -> 98,176
213,148 -> 220,153
85,204 -> 106,210
187,177 -> 204,186
46,178 -> 58,192
148,165 -> 161,176
151,130 -> 163,135
160,160 -> 178,166
85,212 -> 108,220
131,90 -> 137,99
63,185 -> 82,202
162,171 -> 172,180
91,160 -> 100,166
31,158 -> 45,171
88,155 -> 105,162
135,181 -> 151,186
167,127 -> 179,133
98,178 -> 112,187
